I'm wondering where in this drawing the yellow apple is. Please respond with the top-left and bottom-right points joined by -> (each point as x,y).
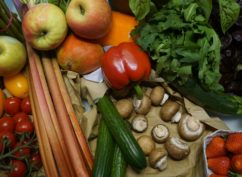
0,36 -> 26,77
22,3 -> 68,51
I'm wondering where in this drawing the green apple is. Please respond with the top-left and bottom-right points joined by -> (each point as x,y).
66,0 -> 112,39
0,36 -> 27,77
22,3 -> 68,51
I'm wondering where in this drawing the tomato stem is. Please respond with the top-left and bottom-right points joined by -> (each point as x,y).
134,84 -> 143,100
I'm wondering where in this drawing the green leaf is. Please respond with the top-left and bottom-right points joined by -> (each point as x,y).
129,0 -> 151,20
218,0 -> 240,34
196,0 -> 212,21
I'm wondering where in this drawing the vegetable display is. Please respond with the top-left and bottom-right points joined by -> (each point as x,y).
130,0 -> 242,115
101,42 -> 151,90
97,94 -> 147,170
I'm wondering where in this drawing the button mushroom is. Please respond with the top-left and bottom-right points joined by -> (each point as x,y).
133,94 -> 151,115
151,124 -> 169,143
137,135 -> 156,156
149,147 -> 168,171
178,114 -> 205,141
150,86 -> 165,106
160,100 -> 181,122
165,137 -> 190,160
115,99 -> 134,119
131,115 -> 148,133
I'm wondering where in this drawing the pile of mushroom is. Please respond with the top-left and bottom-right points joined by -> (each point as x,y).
113,84 -> 205,172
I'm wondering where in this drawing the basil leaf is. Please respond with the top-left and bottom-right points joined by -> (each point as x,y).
129,0 -> 151,20
218,0 -> 240,34
197,0 -> 212,21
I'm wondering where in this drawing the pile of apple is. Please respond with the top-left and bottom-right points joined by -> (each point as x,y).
21,0 -> 113,75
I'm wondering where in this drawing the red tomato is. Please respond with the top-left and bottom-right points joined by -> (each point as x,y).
15,120 -> 34,134
0,116 -> 15,133
13,142 -> 31,158
13,112 -> 29,124
8,160 -> 27,177
0,131 -> 16,148
0,139 -> 3,152
4,97 -> 21,116
20,97 -> 31,115
30,153 -> 42,170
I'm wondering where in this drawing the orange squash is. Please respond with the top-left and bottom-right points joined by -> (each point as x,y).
97,11 -> 138,46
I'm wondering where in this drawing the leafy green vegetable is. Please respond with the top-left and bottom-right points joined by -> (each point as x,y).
218,0 -> 240,34
196,0 -> 212,21
132,0 -> 223,92
129,0 -> 151,20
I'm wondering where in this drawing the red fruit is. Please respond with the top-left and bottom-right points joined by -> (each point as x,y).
225,133 -> 242,154
206,136 -> 227,158
15,120 -> 34,134
210,174 -> 228,177
13,143 -> 31,158
4,97 -> 21,116
207,156 -> 230,175
30,152 -> 42,170
0,116 -> 15,132
13,112 -> 29,124
8,160 -> 27,177
20,97 -> 31,115
0,131 -> 16,149
231,154 -> 242,174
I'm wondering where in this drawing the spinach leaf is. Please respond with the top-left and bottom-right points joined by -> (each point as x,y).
129,0 -> 151,20
218,0 -> 240,33
196,0 -> 212,22
132,0 -> 223,92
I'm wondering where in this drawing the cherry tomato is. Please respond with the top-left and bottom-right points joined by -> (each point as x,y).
4,73 -> 29,99
0,131 -> 16,148
8,160 -> 27,177
30,153 -> 42,170
0,139 -> 3,152
13,142 -> 31,158
13,112 -> 29,124
20,97 -> 31,115
0,116 -> 15,133
4,97 -> 21,116
15,120 -> 34,134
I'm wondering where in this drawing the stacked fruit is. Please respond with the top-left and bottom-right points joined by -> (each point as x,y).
205,133 -> 242,177
0,73 -> 42,177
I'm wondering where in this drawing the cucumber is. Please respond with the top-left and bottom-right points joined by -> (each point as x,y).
111,145 -> 127,177
97,95 -> 147,170
92,118 -> 115,177
172,78 -> 242,115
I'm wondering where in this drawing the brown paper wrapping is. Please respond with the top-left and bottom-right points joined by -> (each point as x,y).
64,72 -> 229,177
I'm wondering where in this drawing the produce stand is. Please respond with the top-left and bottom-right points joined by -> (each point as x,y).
0,0 -> 242,177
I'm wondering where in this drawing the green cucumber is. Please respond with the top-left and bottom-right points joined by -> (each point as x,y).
172,78 -> 242,115
92,118 -> 115,177
97,95 -> 147,170
111,145 -> 127,177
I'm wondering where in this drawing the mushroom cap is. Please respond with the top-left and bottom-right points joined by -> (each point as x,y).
149,147 -> 168,171
115,99 -> 134,119
133,95 -> 152,115
151,124 -> 170,143
131,115 -> 148,133
137,135 -> 156,156
150,86 -> 165,106
165,137 -> 190,160
160,100 -> 180,122
178,114 -> 205,141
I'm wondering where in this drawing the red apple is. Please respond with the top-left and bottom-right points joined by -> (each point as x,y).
66,0 -> 112,39
22,3 -> 68,51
